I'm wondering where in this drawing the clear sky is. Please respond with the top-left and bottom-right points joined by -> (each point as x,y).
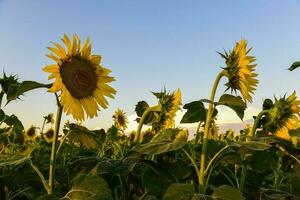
1,0 -> 300,130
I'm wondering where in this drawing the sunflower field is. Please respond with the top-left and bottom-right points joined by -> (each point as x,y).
0,34 -> 300,200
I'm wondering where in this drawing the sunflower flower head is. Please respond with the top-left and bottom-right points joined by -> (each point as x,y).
44,128 -> 54,143
208,118 -> 219,139
24,126 -> 37,142
220,39 -> 258,103
152,89 -> 182,131
113,109 -> 128,131
44,113 -> 54,124
264,91 -> 300,140
43,34 -> 116,121
175,128 -> 189,142
0,72 -> 19,94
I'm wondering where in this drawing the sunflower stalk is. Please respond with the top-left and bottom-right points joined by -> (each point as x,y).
29,160 -> 49,193
249,109 -> 270,138
198,70 -> 225,192
239,109 -> 270,192
48,95 -> 63,195
134,104 -> 161,143
40,118 -> 46,137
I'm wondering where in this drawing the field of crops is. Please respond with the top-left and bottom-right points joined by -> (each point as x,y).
0,34 -> 300,200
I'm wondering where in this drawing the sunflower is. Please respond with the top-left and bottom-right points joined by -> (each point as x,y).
24,126 -> 37,142
208,118 -> 219,140
113,109 -> 128,130
264,92 -> 300,140
220,39 -> 258,103
175,128 -> 189,142
44,128 -> 54,143
43,34 -> 116,120
44,113 -> 54,124
152,89 -> 182,131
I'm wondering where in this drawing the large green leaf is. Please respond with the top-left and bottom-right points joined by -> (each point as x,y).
3,114 -> 24,133
135,140 -> 185,155
180,101 -> 206,123
67,174 -> 113,200
134,129 -> 186,155
218,94 -> 246,120
7,81 -> 50,101
67,124 -> 102,149
288,61 -> 300,71
0,154 -> 30,167
212,185 -> 245,200
163,183 -> 195,200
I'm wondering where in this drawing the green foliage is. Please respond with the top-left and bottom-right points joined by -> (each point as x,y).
66,174 -> 113,200
212,185 -> 245,200
6,81 -> 51,101
288,61 -> 300,71
181,100 -> 218,123
163,184 -> 195,200
218,94 -> 246,120
134,129 -> 186,155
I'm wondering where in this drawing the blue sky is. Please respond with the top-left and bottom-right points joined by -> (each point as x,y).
1,0 -> 300,130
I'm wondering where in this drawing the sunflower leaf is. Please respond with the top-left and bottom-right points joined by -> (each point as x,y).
67,174 -> 113,200
66,124 -> 102,149
217,94 -> 246,120
3,114 -> 24,134
212,185 -> 245,200
6,81 -> 51,101
180,101 -> 206,123
163,183 -> 195,200
180,101 -> 218,123
288,61 -> 300,71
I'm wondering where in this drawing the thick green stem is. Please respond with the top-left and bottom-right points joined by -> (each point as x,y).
48,103 -> 63,195
199,70 -> 225,192
134,104 -> 161,143
239,109 -> 270,192
249,110 -> 270,138
239,160 -> 247,192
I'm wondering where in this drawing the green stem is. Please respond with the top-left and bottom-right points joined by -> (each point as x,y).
134,104 -> 161,143
195,122 -> 202,144
249,110 -> 270,138
199,70 -> 225,192
48,102 -> 63,195
56,130 -> 71,157
181,148 -> 200,178
41,119 -> 46,137
29,160 -> 49,193
239,158 -> 247,192
239,110 -> 270,192
204,145 -> 229,175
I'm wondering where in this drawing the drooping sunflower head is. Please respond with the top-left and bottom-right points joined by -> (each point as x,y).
265,91 -> 300,139
44,128 -> 54,143
44,113 -> 54,124
152,89 -> 182,131
43,34 -> 116,121
113,109 -> 128,131
24,126 -> 37,142
220,39 -> 258,103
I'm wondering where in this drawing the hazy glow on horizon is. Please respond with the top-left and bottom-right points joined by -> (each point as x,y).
1,0 -> 300,130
